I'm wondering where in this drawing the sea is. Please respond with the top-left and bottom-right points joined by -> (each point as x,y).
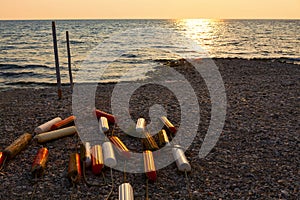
0,19 -> 299,89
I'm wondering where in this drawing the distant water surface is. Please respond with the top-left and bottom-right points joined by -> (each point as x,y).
0,19 -> 299,88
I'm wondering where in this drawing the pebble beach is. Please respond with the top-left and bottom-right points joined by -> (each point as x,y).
0,58 -> 299,199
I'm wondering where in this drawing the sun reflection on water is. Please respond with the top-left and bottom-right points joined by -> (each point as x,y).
175,19 -> 225,54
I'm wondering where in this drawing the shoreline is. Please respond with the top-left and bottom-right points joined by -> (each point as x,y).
1,58 -> 299,91
0,58 -> 299,199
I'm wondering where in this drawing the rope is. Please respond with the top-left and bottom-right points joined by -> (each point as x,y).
105,168 -> 114,200
184,170 -> 193,200
69,178 -> 76,200
82,161 -> 107,187
145,178 -> 149,200
30,173 -> 38,200
123,160 -> 127,183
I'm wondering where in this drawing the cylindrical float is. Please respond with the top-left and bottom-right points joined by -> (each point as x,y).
158,129 -> 170,147
31,147 -> 49,177
80,142 -> 92,168
34,126 -> 77,143
91,145 -> 104,175
95,109 -> 115,124
50,115 -> 76,130
142,131 -> 159,151
68,153 -> 81,183
3,133 -> 32,160
172,145 -> 191,172
99,116 -> 109,133
102,141 -> 117,168
143,150 -> 157,182
136,118 -> 146,134
119,183 -> 134,200
109,136 -> 131,159
0,152 -> 5,167
34,117 -> 62,134
160,116 -> 177,135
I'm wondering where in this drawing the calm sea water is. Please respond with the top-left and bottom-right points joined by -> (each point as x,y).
0,19 -> 299,88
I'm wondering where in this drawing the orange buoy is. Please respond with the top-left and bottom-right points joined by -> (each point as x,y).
0,152 -> 5,168
158,129 -> 170,147
160,116 -> 177,135
143,150 -> 157,182
3,133 -> 32,160
51,116 -> 76,130
31,148 -> 49,177
67,153 -> 81,183
142,131 -> 159,151
109,136 -> 130,159
91,145 -> 104,175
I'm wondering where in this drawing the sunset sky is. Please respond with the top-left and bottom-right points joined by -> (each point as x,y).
0,0 -> 299,20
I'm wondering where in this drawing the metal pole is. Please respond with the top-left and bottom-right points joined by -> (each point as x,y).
66,31 -> 73,92
52,21 -> 62,99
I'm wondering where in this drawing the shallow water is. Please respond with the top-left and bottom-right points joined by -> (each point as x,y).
0,19 -> 299,87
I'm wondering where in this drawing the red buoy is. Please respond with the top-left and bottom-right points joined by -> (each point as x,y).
143,150 -> 157,182
31,148 -> 49,177
0,152 -> 5,168
109,136 -> 131,159
94,109 -> 116,124
91,145 -> 104,175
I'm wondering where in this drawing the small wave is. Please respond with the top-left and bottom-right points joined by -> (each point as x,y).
0,71 -> 36,78
4,81 -> 70,87
0,64 -> 52,70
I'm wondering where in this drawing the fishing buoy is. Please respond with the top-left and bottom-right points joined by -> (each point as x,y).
99,117 -> 109,133
31,147 -> 49,178
142,131 -> 159,151
50,115 -> 76,130
143,150 -> 157,182
34,117 -> 62,134
160,116 -> 177,135
102,141 -> 117,168
136,118 -> 146,133
3,133 -> 32,160
158,129 -> 170,147
91,145 -> 104,175
109,136 -> 131,159
80,142 -> 92,168
172,145 -> 191,172
67,153 -> 81,183
95,109 -> 116,124
34,126 -> 77,143
0,152 -> 5,168
119,183 -> 134,200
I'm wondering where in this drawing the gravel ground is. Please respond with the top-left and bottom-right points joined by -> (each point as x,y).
0,58 -> 299,200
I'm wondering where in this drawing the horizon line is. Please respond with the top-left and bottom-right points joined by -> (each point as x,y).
0,17 -> 299,21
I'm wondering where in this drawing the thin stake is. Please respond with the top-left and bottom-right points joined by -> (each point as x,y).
66,31 -> 73,92
52,21 -> 62,99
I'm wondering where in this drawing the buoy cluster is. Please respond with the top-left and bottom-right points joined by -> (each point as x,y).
0,109 -> 192,199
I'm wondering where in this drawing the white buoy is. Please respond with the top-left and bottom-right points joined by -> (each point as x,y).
119,183 -> 134,200
102,141 -> 117,168
99,117 -> 109,133
84,142 -> 92,168
136,118 -> 146,133
34,117 -> 62,134
172,145 -> 191,172
34,126 -> 77,143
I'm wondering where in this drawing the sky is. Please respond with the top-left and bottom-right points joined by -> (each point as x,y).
0,0 -> 299,20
